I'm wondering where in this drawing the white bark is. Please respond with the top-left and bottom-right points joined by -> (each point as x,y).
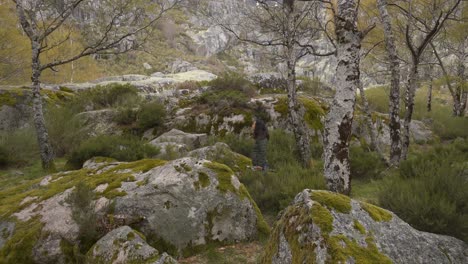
377,0 -> 401,166
323,0 -> 361,195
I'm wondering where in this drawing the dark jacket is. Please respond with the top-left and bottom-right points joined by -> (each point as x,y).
254,120 -> 269,140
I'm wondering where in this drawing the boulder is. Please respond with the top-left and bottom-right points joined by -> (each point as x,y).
170,59 -> 198,73
188,142 -> 252,173
86,226 -> 177,264
248,72 -> 287,90
152,142 -> 189,160
0,157 -> 268,261
150,129 -> 208,150
77,109 -> 121,136
114,157 -> 269,256
262,189 -> 468,264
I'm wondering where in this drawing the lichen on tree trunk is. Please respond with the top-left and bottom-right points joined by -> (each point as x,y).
323,0 -> 361,195
401,63 -> 419,161
377,0 -> 401,166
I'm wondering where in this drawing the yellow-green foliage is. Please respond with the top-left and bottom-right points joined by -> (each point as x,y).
194,172 -> 210,190
274,96 -> 325,131
310,190 -> 352,214
0,88 -> 26,107
360,202 -> 393,222
353,219 -> 366,235
328,235 -> 392,264
310,203 -> 334,235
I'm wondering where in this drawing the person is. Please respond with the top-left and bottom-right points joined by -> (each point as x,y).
251,117 -> 269,171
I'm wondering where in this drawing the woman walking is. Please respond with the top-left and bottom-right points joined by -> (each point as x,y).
252,118 -> 269,171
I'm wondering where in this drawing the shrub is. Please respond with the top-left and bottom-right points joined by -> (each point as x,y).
349,146 -> 387,180
71,83 -> 140,112
65,182 -> 100,259
298,76 -> 322,96
67,135 -> 159,169
114,107 -> 139,126
207,134 -> 255,157
137,101 -> 166,131
0,128 -> 39,167
240,130 -> 326,214
198,72 -> 256,111
378,140 -> 468,242
46,106 -> 89,157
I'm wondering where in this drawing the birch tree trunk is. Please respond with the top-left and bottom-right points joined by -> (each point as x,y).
323,0 -> 361,194
401,62 -> 419,160
455,62 -> 467,116
377,0 -> 401,166
284,1 -> 312,167
31,41 -> 55,170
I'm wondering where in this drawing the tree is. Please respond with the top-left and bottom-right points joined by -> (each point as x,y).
377,0 -> 401,166
322,0 -> 375,194
12,0 -> 180,170
389,0 -> 462,160
210,0 -> 335,167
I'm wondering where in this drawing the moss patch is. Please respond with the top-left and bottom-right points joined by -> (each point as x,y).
310,190 -> 352,214
360,202 -> 393,222
0,218 -> 43,263
274,96 -> 325,131
353,219 -> 366,235
328,235 -> 392,263
194,172 -> 210,190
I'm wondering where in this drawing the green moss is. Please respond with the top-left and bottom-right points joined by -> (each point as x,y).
310,203 -> 334,235
0,218 -> 43,263
194,172 -> 210,190
328,235 -> 392,263
0,92 -> 17,107
127,232 -> 136,241
353,219 -> 366,235
360,202 -> 393,222
204,162 -> 237,194
310,190 -> 352,214
274,96 -> 325,131
91,157 -> 118,163
112,159 -> 166,173
181,163 -> 192,172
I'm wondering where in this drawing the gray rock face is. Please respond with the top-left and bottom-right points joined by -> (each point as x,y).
0,222 -> 15,249
263,189 -> 468,264
86,226 -> 177,264
188,142 -> 252,173
150,129 -> 208,150
170,59 -> 198,73
114,157 -> 268,255
77,109 -> 121,136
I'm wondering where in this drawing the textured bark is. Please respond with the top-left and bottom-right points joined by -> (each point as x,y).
401,63 -> 419,161
284,1 -> 312,168
427,80 -> 433,112
377,0 -> 401,166
31,42 -> 55,170
358,82 -> 387,163
323,0 -> 361,194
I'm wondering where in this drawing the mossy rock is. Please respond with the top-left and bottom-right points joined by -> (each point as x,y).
261,189 -> 468,264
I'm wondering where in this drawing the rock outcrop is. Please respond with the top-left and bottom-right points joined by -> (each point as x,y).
0,156 -> 268,262
149,129 -> 208,150
188,142 -> 252,173
262,189 -> 468,264
86,226 -> 177,264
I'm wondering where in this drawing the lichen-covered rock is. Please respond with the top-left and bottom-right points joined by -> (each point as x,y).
86,226 -> 177,264
77,109 -> 121,136
262,190 -> 468,264
0,222 -> 15,249
150,129 -> 207,151
114,157 -> 269,256
188,142 -> 252,173
170,59 -> 198,73
152,142 -> 189,159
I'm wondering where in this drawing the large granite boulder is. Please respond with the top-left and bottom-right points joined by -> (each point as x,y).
262,190 -> 468,264
86,226 -> 177,264
113,157 -> 269,256
0,157 -> 268,262
150,129 -> 208,150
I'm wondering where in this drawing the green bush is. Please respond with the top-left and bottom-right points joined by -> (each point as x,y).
137,101 -> 167,131
46,106 -> 89,157
207,133 -> 255,157
67,135 -> 159,169
240,130 -> 326,214
71,83 -> 140,112
378,140 -> 468,242
65,182 -> 100,259
114,107 -> 138,126
0,128 -> 39,167
349,146 -> 387,180
198,72 -> 256,111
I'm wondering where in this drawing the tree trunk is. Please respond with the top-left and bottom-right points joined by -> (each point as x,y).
358,82 -> 387,164
377,0 -> 401,166
323,0 -> 361,195
401,62 -> 418,160
454,62 -> 467,117
427,78 -> 432,112
283,1 -> 311,168
31,42 -> 55,171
